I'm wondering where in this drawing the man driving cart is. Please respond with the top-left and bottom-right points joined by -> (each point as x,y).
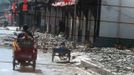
13,25 -> 34,51
12,25 -> 37,70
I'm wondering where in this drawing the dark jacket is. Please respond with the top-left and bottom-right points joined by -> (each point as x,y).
17,30 -> 33,39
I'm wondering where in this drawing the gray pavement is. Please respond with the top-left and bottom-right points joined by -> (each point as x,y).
0,47 -> 92,75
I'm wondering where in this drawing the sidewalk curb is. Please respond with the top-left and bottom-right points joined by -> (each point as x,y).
80,59 -> 114,75
74,67 -> 94,75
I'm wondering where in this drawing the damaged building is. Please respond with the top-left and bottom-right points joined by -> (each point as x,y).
12,0 -> 134,47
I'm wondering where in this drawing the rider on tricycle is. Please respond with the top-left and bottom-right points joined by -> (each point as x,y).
12,25 -> 37,70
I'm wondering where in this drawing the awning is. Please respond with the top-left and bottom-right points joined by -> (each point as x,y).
52,0 -> 77,7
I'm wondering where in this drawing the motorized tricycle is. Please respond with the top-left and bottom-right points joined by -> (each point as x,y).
12,34 -> 37,70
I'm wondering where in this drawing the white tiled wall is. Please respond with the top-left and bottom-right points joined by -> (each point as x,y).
101,6 -> 119,22
100,0 -> 134,39
101,0 -> 119,5
120,8 -> 134,24
122,0 -> 134,7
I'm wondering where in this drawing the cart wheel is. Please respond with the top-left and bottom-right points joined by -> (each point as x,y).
68,52 -> 71,62
33,60 -> 36,71
13,58 -> 16,70
52,52 -> 55,62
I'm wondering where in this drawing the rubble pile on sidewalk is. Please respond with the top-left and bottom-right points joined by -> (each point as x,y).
35,32 -> 134,75
0,34 -> 14,46
81,48 -> 134,75
34,32 -> 73,52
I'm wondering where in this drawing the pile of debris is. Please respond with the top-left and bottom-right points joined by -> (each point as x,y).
35,32 -> 134,75
83,48 -> 134,75
34,32 -> 74,52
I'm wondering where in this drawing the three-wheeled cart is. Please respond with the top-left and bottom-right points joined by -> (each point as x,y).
12,38 -> 37,70
52,47 -> 71,62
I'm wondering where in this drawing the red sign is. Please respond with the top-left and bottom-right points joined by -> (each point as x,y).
23,0 -> 28,3
64,0 -> 71,3
12,2 -> 16,13
22,3 -> 28,11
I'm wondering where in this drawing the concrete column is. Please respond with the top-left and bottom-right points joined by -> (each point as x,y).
75,16 -> 79,42
40,9 -> 45,32
46,8 -> 49,33
51,7 -> 56,34
69,15 -> 73,40
82,16 -> 86,43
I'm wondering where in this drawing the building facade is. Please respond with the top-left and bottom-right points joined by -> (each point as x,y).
14,0 -> 101,45
95,0 -> 134,47
41,0 -> 101,44
14,0 -> 134,47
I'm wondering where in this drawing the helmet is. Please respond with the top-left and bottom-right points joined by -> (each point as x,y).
23,25 -> 29,31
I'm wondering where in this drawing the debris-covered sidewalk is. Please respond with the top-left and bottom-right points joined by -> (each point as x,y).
35,32 -> 134,75
72,48 -> 134,75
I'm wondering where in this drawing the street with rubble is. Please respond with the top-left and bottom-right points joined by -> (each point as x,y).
0,27 -> 93,75
1,27 -> 134,75
1,0 -> 134,75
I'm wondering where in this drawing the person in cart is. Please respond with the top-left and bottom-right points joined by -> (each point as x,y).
58,42 -> 70,60
17,25 -> 33,39
13,25 -> 34,52
12,25 -> 37,70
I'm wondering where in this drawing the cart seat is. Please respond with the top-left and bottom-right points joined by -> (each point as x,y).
17,38 -> 34,48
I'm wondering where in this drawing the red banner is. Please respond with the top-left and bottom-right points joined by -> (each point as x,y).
64,0 -> 71,3
12,2 -> 16,13
23,0 -> 28,3
22,4 -> 28,11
